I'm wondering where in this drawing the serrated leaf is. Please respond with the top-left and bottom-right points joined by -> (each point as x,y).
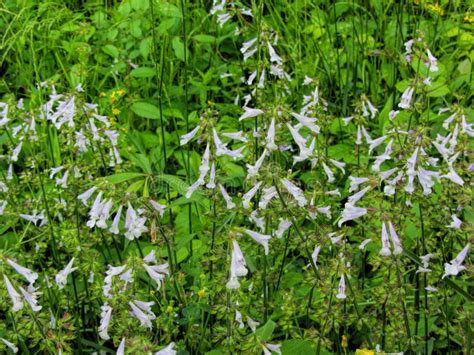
131,102 -> 161,119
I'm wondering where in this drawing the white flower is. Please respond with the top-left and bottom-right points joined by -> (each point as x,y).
442,167 -> 464,186
143,263 -> 169,290
219,184 -> 236,209
78,186 -> 97,206
311,245 -> 321,268
239,107 -> 264,121
150,200 -> 166,217
259,186 -> 277,209
7,259 -> 38,285
117,338 -> 126,355
155,342 -> 177,355
399,86 -> 415,109
388,222 -> 403,255
359,239 -> 372,250
265,118 -> 277,151
322,162 -> 335,183
0,200 -> 7,215
242,182 -> 262,209
98,303 -> 113,340
244,229 -> 271,255
348,186 -> 371,204
222,131 -> 248,142
1,338 -> 18,353
235,310 -> 245,328
275,219 -> 292,238
226,240 -> 248,289
11,142 -> 23,162
426,49 -> 438,72
129,300 -> 156,328
206,162 -> 216,189
379,223 -> 391,256
246,150 -> 267,179
349,176 -> 369,192
442,243 -> 470,278
262,343 -> 282,355
19,210 -> 46,226
338,203 -> 367,227
447,214 -> 462,229
389,110 -> 399,120
336,275 -> 346,299
372,139 -> 393,172
180,125 -> 200,145
247,316 -> 260,333
267,42 -> 283,65
4,275 -> 23,312
19,285 -> 42,312
124,203 -> 148,240
55,257 -> 77,289
281,178 -> 307,207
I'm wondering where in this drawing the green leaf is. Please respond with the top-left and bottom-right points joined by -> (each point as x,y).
172,37 -> 185,61
131,67 -> 155,78
281,339 -> 316,355
131,102 -> 161,119
193,34 -> 216,43
427,84 -> 450,98
102,44 -> 119,58
255,320 -> 276,341
106,172 -> 146,184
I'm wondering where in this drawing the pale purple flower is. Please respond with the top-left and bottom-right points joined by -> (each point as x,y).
99,303 -> 112,340
281,178 -> 307,207
55,257 -> 77,289
239,107 -> 264,121
226,240 -> 248,289
155,342 -> 177,355
143,263 -> 169,290
124,203 -> 148,240
150,200 -> 166,217
388,221 -> 403,255
338,203 -> 367,227
275,219 -> 292,238
447,214 -> 462,229
336,275 -> 346,299
129,300 -> 156,328
244,229 -> 271,255
4,275 -> 23,312
442,243 -> 470,278
219,184 -> 236,209
399,86 -> 415,109
7,259 -> 38,285
242,182 -> 262,209
180,125 -> 200,146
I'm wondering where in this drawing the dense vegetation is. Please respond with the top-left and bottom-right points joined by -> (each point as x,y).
0,0 -> 472,354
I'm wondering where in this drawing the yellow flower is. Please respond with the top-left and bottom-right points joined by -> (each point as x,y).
464,12 -> 474,23
112,108 -> 121,115
99,92 -> 106,97
116,89 -> 126,96
426,3 -> 444,16
355,349 -> 375,355
341,335 -> 348,348
198,288 -> 206,298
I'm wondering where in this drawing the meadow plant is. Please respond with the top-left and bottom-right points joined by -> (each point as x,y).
0,0 -> 472,354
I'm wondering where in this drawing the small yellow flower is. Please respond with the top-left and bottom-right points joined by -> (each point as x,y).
198,288 -> 206,298
355,349 -> 375,355
116,89 -> 126,96
99,92 -> 106,97
341,335 -> 348,348
464,12 -> 474,23
426,3 -> 444,16
112,108 -> 121,115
